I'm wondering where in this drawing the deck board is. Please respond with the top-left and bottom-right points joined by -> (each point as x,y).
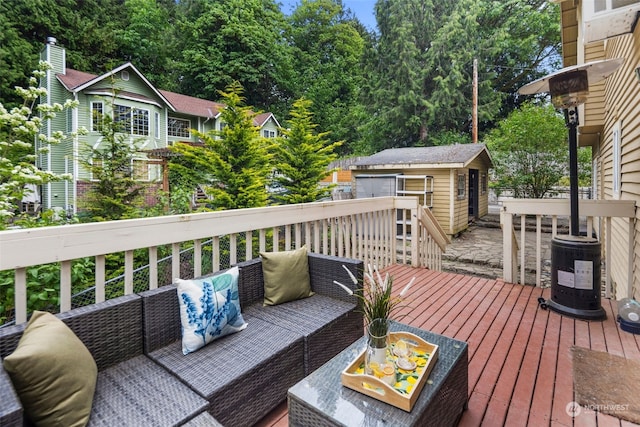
255,267 -> 640,427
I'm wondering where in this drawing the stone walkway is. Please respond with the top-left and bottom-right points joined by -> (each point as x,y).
442,213 -> 559,287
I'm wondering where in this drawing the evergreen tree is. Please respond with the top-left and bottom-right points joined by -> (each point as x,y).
79,103 -> 143,221
170,82 -> 272,210
285,0 -> 365,154
272,98 -> 341,204
175,0 -> 294,115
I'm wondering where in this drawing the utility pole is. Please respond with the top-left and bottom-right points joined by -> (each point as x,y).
472,58 -> 478,143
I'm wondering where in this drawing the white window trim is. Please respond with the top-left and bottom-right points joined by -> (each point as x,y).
114,104 -> 150,136
155,112 -> 160,139
91,101 -> 104,132
457,172 -> 466,199
132,108 -> 150,136
613,122 -> 621,199
168,116 -> 191,138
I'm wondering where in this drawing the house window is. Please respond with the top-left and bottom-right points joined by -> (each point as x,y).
90,158 -> 103,181
132,109 -> 149,136
114,105 -> 149,136
114,104 -> 131,133
457,173 -> 466,199
168,117 -> 190,138
480,173 -> 487,195
263,129 -> 276,138
613,122 -> 621,199
92,102 -> 104,132
132,159 -> 150,181
154,112 -> 160,138
594,0 -> 639,14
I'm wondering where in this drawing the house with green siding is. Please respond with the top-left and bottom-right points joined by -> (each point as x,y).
36,37 -> 280,214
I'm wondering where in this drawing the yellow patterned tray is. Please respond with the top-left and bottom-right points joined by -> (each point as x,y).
341,331 -> 438,412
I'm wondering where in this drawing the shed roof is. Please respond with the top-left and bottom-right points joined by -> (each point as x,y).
352,144 -> 493,170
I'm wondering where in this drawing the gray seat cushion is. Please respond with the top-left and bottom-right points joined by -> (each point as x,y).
147,314 -> 304,427
88,355 -> 208,426
245,294 -> 363,373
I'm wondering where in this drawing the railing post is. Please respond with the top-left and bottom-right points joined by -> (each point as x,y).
501,209 -> 514,283
14,268 -> 27,324
411,206 -> 419,267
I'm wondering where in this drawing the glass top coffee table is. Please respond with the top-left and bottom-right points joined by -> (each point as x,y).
288,321 -> 468,427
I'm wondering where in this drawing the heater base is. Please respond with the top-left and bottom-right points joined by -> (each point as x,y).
539,297 -> 607,321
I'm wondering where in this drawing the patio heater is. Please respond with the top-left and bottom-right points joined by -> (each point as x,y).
518,58 -> 623,321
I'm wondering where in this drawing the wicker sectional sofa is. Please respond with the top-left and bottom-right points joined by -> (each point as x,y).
0,253 -> 363,427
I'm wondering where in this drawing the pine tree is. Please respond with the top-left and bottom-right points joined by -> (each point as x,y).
79,103 -> 143,221
170,82 -> 272,210
271,98 -> 341,204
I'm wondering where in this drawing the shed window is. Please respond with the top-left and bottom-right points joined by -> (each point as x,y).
263,129 -> 276,138
481,173 -> 487,195
457,173 -> 466,199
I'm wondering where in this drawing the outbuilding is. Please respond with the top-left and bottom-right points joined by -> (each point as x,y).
351,144 -> 493,236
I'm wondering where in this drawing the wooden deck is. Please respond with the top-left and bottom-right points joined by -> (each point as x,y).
255,266 -> 640,427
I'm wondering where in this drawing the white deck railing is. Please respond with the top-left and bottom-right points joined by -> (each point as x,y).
500,199 -> 636,296
1,197 -> 449,325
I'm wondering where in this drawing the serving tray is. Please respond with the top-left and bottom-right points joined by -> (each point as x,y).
341,331 -> 438,412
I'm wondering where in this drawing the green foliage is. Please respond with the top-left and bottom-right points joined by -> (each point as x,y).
1,0 -> 560,157
485,102 -> 569,198
176,0 -> 294,115
0,61 -> 76,229
78,101 -> 144,221
272,98 -> 341,204
285,0 -> 366,154
170,82 -> 272,210
0,257 -> 95,324
361,0 -> 560,151
116,0 -> 178,91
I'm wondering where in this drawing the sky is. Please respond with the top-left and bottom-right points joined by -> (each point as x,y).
279,0 -> 378,30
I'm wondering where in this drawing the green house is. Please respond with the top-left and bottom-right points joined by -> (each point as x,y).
36,37 -> 280,213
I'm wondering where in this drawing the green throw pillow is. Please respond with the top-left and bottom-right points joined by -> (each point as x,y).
261,246 -> 314,306
3,311 -> 97,427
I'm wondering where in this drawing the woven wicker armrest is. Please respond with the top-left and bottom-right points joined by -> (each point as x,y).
236,252 -> 363,306
235,257 -> 265,307
308,253 -> 363,306
0,365 -> 22,427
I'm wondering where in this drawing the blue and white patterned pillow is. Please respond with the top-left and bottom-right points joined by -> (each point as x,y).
176,267 -> 248,355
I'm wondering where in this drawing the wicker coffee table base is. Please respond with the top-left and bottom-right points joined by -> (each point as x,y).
288,321 -> 468,427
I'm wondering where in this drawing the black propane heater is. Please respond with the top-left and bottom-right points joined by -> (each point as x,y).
518,58 -> 623,321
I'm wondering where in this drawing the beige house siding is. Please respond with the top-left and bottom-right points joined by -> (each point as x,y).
591,29 -> 640,299
351,145 -> 492,237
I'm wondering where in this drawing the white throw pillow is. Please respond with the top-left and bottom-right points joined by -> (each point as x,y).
176,267 -> 248,355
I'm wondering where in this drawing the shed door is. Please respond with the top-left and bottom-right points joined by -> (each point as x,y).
469,169 -> 479,220
355,175 -> 397,198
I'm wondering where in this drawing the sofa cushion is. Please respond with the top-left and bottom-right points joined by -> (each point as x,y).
88,355 -> 208,426
245,294 -> 361,373
3,311 -> 97,427
261,246 -> 313,306
177,266 -> 248,355
147,314 -> 305,427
